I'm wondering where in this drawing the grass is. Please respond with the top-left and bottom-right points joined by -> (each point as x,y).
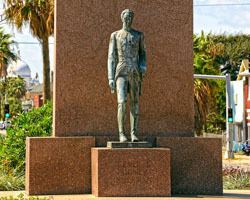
224,175 -> 250,190
0,193 -> 51,200
0,171 -> 24,191
223,166 -> 250,190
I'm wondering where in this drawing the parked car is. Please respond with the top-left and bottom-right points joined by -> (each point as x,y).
0,121 -> 5,130
242,140 -> 250,156
0,121 -> 11,130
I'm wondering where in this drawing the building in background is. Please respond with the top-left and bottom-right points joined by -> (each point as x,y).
7,59 -> 41,110
232,59 -> 250,147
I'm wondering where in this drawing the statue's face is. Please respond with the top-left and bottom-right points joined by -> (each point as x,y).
122,12 -> 133,28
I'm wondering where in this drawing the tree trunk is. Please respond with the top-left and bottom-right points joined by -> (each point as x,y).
42,37 -> 51,103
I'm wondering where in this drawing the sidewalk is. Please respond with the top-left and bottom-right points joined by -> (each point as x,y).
223,153 -> 250,172
0,190 -> 250,200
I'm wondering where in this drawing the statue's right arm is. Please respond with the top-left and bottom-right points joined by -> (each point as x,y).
108,32 -> 117,82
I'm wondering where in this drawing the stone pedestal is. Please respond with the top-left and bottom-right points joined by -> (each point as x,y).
91,148 -> 171,197
157,137 -> 223,195
107,141 -> 152,148
26,137 -> 95,195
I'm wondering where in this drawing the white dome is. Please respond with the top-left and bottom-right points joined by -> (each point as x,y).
7,60 -> 31,78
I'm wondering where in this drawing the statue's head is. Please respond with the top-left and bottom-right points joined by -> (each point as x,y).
121,9 -> 134,29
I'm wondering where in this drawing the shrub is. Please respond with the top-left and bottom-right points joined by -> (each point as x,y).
0,102 -> 52,173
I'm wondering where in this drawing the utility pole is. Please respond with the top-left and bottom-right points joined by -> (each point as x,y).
225,74 -> 234,159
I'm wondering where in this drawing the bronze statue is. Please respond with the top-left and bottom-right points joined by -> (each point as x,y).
108,9 -> 146,142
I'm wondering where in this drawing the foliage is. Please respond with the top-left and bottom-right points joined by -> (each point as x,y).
193,32 -> 223,134
212,34 -> 250,80
5,77 -> 26,99
223,166 -> 250,190
0,27 -> 17,121
0,77 -> 26,119
5,0 -> 54,40
5,0 -> 54,103
0,171 -> 24,191
0,193 -> 51,200
8,97 -> 22,117
206,112 -> 225,133
194,32 -> 250,134
0,27 -> 17,77
0,102 -> 52,173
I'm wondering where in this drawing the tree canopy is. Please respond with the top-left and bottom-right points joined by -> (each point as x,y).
0,77 -> 26,119
194,32 -> 250,134
0,27 -> 17,78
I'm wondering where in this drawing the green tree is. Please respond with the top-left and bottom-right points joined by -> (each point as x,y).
0,27 -> 17,120
0,77 -> 26,119
194,33 -> 250,134
193,32 -> 224,134
5,0 -> 54,103
0,27 -> 17,77
213,34 -> 250,80
6,76 -> 26,98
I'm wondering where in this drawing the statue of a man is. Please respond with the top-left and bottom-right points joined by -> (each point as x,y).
108,9 -> 146,142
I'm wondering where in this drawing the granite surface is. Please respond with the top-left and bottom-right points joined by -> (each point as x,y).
53,0 -> 194,137
107,141 -> 152,148
92,148 -> 171,197
26,137 -> 95,195
157,137 -> 223,195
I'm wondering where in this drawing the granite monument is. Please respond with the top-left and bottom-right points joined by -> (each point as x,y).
26,0 -> 222,197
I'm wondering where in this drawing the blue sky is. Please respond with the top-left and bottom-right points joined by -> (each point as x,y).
194,0 -> 250,34
2,0 -> 250,82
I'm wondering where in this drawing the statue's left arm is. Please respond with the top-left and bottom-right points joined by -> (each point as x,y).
139,32 -> 146,76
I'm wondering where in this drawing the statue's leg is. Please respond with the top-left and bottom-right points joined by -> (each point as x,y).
129,74 -> 140,142
116,76 -> 128,142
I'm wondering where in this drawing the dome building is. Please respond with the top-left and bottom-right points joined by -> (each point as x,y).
7,59 -> 33,87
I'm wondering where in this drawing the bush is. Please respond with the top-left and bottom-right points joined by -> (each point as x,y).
0,102 -> 52,173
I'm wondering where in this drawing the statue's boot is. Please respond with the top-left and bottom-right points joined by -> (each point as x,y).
130,102 -> 139,142
118,103 -> 128,142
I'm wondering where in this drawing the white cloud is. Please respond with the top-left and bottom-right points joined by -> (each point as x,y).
194,0 -> 250,34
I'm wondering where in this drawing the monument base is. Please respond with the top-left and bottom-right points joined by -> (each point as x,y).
157,137 -> 223,195
91,147 -> 171,197
26,137 -> 95,195
107,141 -> 152,148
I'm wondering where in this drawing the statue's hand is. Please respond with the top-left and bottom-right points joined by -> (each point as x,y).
109,80 -> 115,93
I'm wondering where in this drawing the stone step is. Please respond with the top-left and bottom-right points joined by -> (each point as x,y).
107,141 -> 153,148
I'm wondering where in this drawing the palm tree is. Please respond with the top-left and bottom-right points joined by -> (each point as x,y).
0,27 -> 16,78
193,32 -> 223,134
0,27 -> 17,120
5,0 -> 54,103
